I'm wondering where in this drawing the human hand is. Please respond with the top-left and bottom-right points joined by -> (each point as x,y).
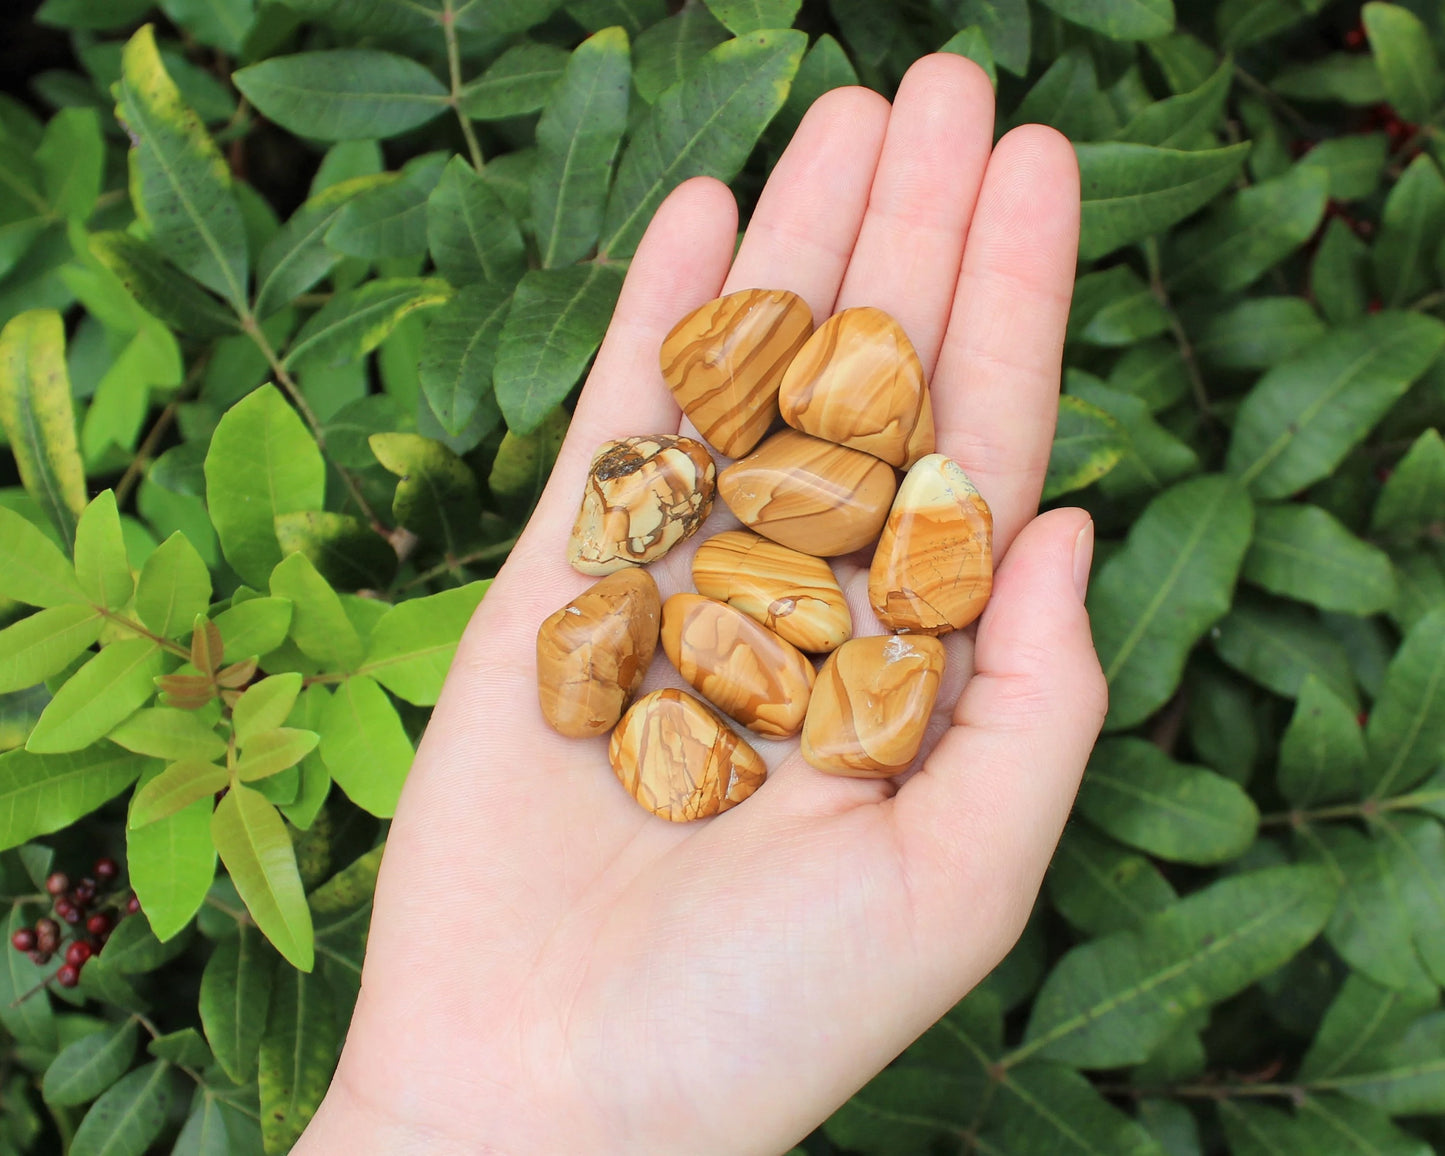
297,53 -> 1103,1156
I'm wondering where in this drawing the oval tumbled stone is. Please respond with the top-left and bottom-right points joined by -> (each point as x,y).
568,435 -> 716,575
801,635 -> 946,777
609,688 -> 768,821
660,593 -> 816,738
716,429 -> 897,557
778,306 -> 935,468
660,288 -> 814,458
692,529 -> 852,653
868,453 -> 993,635
536,569 -> 662,738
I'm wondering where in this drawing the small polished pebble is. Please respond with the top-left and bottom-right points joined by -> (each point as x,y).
716,429 -> 897,557
536,569 -> 661,738
869,453 -> 993,635
778,306 -> 935,468
660,288 -> 814,458
568,435 -> 716,575
660,593 -> 816,738
692,529 -> 852,653
609,688 -> 768,821
801,634 -> 946,777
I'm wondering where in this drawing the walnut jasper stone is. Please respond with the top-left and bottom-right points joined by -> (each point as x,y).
716,429 -> 897,557
660,288 -> 814,458
869,454 -> 993,635
691,529 -> 852,654
536,570 -> 661,739
801,635 -> 946,777
568,435 -> 716,575
661,593 -> 816,738
778,306 -> 935,469
610,688 -> 768,821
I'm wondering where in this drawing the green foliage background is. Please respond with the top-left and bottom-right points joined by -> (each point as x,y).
1,0 -> 1445,1152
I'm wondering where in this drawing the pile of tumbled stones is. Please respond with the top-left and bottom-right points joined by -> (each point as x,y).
535,288 -> 993,822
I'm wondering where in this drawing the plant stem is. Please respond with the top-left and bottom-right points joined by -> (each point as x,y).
442,0 -> 486,172
1259,786 -> 1445,827
1145,239 -> 1213,423
97,607 -> 193,659
134,1012 -> 208,1088
396,535 -> 519,591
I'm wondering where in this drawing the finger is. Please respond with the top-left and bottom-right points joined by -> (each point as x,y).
932,125 -> 1081,553
891,508 -> 1105,962
835,54 -> 995,374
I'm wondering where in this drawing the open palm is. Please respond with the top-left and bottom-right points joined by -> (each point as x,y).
300,54 -> 1105,1156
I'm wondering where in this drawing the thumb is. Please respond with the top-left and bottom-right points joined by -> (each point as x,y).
892,507 -> 1107,960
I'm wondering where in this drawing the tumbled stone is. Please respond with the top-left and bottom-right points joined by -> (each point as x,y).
660,593 -> 816,738
536,569 -> 661,738
568,435 -> 716,575
869,453 -> 993,635
609,688 -> 768,821
660,288 -> 814,458
801,635 -> 946,777
716,429 -> 897,557
692,529 -> 852,654
778,306 -> 935,468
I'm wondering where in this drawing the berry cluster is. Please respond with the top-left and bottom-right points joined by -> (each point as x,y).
9,858 -> 140,988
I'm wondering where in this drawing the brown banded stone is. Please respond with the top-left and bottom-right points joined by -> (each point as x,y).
715,429 -> 897,557
568,435 -> 716,575
869,453 -> 993,635
777,307 -> 935,468
609,688 -> 768,821
801,635 -> 946,777
536,569 -> 661,738
660,593 -> 816,738
660,288 -> 814,458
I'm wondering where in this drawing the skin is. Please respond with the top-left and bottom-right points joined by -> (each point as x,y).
295,55 -> 1107,1156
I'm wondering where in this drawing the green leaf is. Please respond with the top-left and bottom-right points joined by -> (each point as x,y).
73,491 -> 133,612
27,640 -> 166,754
362,582 -> 488,705
534,28 -> 631,269
939,27 -> 996,88
1365,607 -> 1445,798
283,277 -> 452,373
324,153 -> 446,260
236,728 -> 319,782
118,25 -> 248,309
1243,502 -> 1396,615
199,924 -> 274,1084
1068,375 -> 1198,498
0,906 -> 55,1047
1213,593 -> 1359,706
232,50 -> 449,141
1321,1010 -> 1445,1114
1313,217 -> 1372,325
1166,164 -> 1328,293
134,532 -> 211,638
1090,475 -> 1254,731
458,41 -> 571,120
368,432 -> 482,554
211,785 -> 313,970
0,309 -> 87,546
1298,133 -> 1388,201
107,707 -> 224,763
1227,312 -> 1445,499
43,1020 -> 140,1106
126,771 -> 215,940
1274,53 -> 1386,105
418,282 -> 509,439
489,406 -> 569,514
599,29 -> 806,258
0,506 -> 85,608
1048,824 -> 1178,937
1036,0 -> 1172,39
36,106 -> 104,221
204,384 -> 326,587
160,0 -> 257,54
1076,737 -> 1259,865
1067,266 -> 1170,347
272,0 -> 439,35
1115,58 -> 1231,148
1278,674 -> 1366,806
427,157 -> 526,288
37,0 -> 154,28
274,509 -> 397,592
1364,2 -> 1443,124
0,604 -> 103,694
1075,142 -> 1249,260
1220,1096 -> 1432,1156
319,675 -> 413,818
945,0 -> 1029,76
1382,155 -> 1445,310
268,552 -> 363,672
213,596 -> 293,664
234,673 -> 304,744
492,263 -> 624,433
1013,47 -> 1117,141
128,759 -> 227,827
1194,297 -> 1327,371
87,232 -> 240,339
825,1067 -> 980,1153
1042,395 -> 1127,500
979,1061 -> 1166,1156
1020,866 -> 1337,1068
172,1090 -> 244,1156
704,0 -> 799,33
634,8 -> 732,105
1301,972 -> 1438,1081
69,1061 -> 180,1156
147,1026 -> 212,1069
259,964 -> 341,1154
1375,429 -> 1445,542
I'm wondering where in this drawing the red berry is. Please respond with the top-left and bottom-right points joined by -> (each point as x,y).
28,950 -> 51,966
73,879 -> 96,905
1344,26 -> 1365,48
35,918 -> 60,951
11,929 -> 36,952
45,872 -> 69,896
55,901 -> 80,925
94,858 -> 119,883
85,912 -> 112,937
65,941 -> 92,967
125,895 -> 141,916
55,964 -> 79,988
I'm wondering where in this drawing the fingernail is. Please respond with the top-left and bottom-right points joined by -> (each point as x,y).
1072,520 -> 1094,600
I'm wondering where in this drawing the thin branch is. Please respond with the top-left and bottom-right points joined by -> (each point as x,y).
98,608 -> 193,659
443,0 -> 486,172
1233,66 -> 1314,135
396,535 -> 519,591
1145,239 -> 1214,423
114,400 -> 179,507
1259,787 -> 1445,828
